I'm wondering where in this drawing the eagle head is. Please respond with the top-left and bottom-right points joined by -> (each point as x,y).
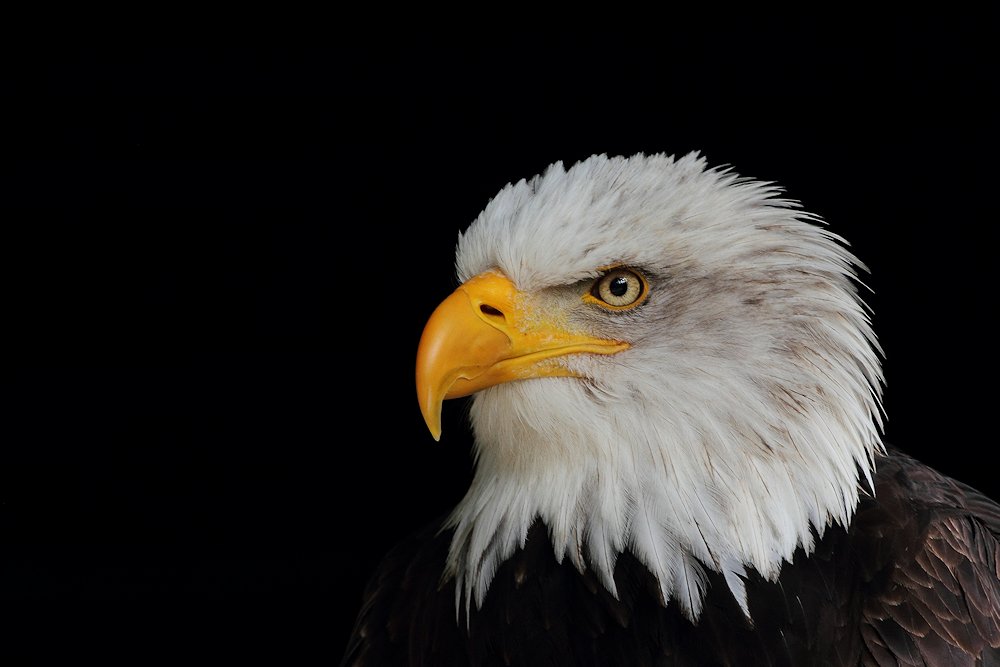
415,152 -> 885,621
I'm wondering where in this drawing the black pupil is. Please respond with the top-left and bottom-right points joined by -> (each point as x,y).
609,276 -> 629,297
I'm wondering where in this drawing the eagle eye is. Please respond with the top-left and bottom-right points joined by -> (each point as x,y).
586,267 -> 648,310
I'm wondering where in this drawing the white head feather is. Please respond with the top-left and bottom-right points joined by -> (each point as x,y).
442,152 -> 885,622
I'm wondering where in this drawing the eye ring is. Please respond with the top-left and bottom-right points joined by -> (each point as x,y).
584,267 -> 648,310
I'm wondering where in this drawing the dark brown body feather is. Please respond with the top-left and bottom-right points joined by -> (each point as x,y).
341,448 -> 1000,666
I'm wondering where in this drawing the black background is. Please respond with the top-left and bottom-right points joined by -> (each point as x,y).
3,22 -> 996,664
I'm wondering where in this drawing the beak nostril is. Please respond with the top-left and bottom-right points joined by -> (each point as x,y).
480,304 -> 504,319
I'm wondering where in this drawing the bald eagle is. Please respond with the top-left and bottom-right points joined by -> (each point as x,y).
341,153 -> 1000,665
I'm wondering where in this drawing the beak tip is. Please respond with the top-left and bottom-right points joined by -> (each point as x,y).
427,415 -> 442,441
419,400 -> 444,442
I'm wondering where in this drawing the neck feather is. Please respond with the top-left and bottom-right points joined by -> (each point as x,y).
443,371 -> 882,622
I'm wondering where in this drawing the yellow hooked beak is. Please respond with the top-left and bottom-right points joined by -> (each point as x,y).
415,271 -> 630,440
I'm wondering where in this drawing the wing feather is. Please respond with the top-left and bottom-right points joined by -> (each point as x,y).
858,451 -> 1000,665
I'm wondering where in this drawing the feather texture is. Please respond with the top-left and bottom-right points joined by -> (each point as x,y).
341,153 -> 1000,665
342,449 -> 1000,666
446,153 -> 885,618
